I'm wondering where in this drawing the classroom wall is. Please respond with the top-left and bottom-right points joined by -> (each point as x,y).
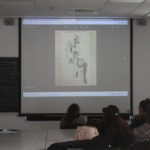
133,18 -> 150,114
0,18 -> 18,57
0,18 -> 150,128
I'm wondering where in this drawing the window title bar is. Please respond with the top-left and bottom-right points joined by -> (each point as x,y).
23,18 -> 128,25
23,91 -> 128,97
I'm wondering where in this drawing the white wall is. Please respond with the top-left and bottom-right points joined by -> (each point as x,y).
133,18 -> 150,114
0,18 -> 18,57
0,18 -> 150,128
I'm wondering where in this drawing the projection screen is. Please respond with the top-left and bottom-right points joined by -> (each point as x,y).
21,18 -> 131,114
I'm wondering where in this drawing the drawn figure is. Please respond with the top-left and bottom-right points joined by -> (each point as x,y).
65,34 -> 88,84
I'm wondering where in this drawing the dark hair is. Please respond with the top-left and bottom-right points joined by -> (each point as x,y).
65,103 -> 80,123
139,98 -> 150,112
103,105 -> 119,121
103,105 -> 134,147
145,104 -> 150,123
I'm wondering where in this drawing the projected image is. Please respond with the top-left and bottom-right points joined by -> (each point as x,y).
55,31 -> 96,86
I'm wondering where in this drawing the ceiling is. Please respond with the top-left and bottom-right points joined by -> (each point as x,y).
0,0 -> 150,18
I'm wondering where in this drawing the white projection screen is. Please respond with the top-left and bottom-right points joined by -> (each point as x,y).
21,18 -> 131,114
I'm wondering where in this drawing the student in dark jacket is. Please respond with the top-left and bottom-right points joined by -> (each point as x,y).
133,104 -> 150,142
60,103 -> 86,129
48,105 -> 134,150
131,98 -> 150,130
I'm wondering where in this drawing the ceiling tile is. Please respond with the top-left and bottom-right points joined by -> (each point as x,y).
48,0 -> 70,8
0,0 -> 149,17
110,0 -> 144,3
67,0 -> 108,9
1,0 -> 35,15
1,0 -> 35,6
100,3 -> 140,16
131,3 -> 150,16
145,0 -> 150,2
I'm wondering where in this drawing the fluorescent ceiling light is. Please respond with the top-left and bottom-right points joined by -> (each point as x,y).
110,0 -> 144,3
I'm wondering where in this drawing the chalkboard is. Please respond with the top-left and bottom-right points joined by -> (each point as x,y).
0,58 -> 19,112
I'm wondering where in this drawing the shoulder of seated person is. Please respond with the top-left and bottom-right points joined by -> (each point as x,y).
131,115 -> 146,128
133,114 -> 145,121
79,115 -> 86,121
79,115 -> 85,118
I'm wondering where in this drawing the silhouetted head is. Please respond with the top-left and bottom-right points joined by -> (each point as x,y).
139,98 -> 150,114
145,104 -> 150,123
67,103 -> 80,118
103,105 -> 119,121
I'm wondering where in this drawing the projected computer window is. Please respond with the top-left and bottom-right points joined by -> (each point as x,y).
21,18 -> 130,114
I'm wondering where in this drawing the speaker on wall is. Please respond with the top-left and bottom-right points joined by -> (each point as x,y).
3,18 -> 15,26
136,18 -> 147,26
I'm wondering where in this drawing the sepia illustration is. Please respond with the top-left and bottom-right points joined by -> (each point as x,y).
55,30 -> 96,86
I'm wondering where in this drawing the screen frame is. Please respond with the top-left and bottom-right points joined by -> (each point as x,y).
18,17 -> 133,120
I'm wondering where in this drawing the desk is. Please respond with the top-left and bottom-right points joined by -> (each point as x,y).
46,129 -> 76,149
0,129 -> 76,150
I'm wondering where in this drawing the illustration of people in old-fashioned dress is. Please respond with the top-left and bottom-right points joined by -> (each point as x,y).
66,34 -> 88,84
55,30 -> 96,86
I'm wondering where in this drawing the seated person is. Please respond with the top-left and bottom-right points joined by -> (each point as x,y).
60,103 -> 86,129
133,104 -> 150,142
48,105 -> 134,150
131,98 -> 150,129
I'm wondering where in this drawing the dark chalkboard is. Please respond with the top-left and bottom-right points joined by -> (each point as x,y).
0,58 -> 19,112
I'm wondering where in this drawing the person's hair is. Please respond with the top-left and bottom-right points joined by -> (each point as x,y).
103,105 -> 134,143
139,98 -> 150,112
64,103 -> 80,124
145,104 -> 150,123
103,105 -> 119,121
